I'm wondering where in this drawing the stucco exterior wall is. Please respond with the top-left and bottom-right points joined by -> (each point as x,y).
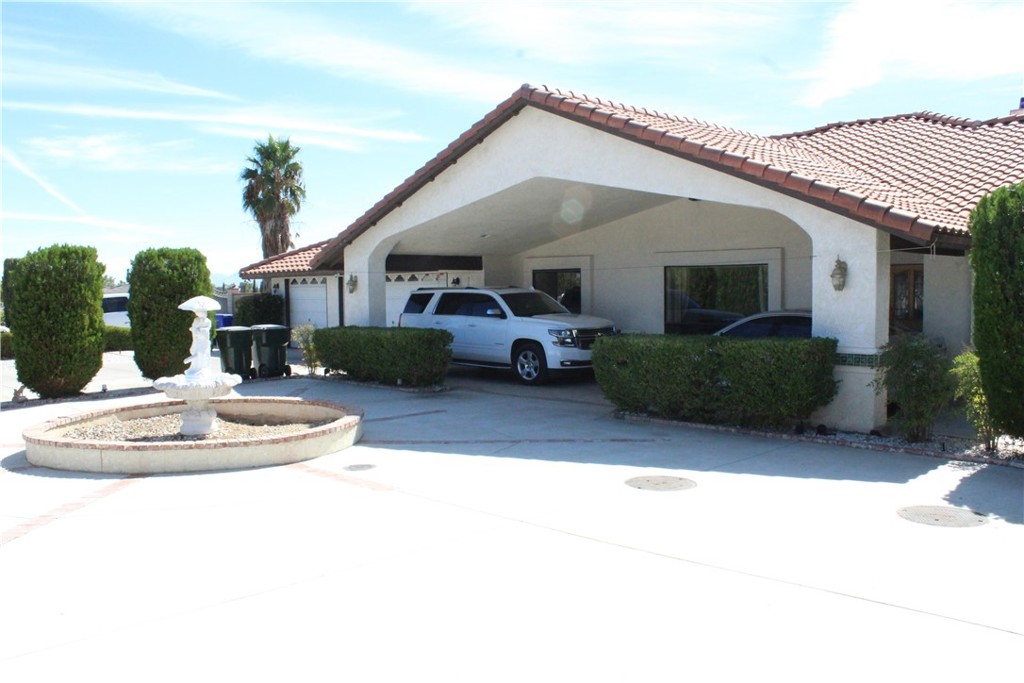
341,107 -> 945,431
924,255 -> 972,353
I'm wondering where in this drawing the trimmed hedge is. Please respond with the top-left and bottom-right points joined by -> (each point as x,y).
9,244 -> 105,398
593,334 -> 838,428
127,248 -> 214,380
104,326 -> 133,352
234,293 -> 284,326
313,326 -> 453,387
2,257 -> 20,329
1,331 -> 13,359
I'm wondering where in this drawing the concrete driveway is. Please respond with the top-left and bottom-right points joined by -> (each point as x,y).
1,367 -> 1022,681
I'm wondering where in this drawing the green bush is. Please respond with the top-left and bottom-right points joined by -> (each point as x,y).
593,334 -> 838,428
9,244 -> 105,398
314,326 -> 452,387
872,334 -> 954,442
233,293 -> 284,326
2,257 -> 20,329
127,248 -> 213,380
104,326 -> 133,352
1,331 -> 13,359
951,349 -> 996,450
968,181 -> 1024,438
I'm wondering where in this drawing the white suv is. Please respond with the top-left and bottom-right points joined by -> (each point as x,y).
399,287 -> 617,385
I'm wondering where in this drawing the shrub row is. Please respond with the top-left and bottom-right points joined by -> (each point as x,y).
234,293 -> 284,326
313,326 -> 452,387
592,334 -> 838,428
1,331 -> 13,360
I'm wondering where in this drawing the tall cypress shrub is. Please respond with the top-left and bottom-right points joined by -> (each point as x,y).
127,248 -> 213,380
9,245 -> 105,397
969,181 -> 1024,437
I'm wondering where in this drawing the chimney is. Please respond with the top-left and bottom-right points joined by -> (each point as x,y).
1012,97 -> 1024,116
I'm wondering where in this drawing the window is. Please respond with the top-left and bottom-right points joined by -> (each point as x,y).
891,265 -> 923,333
402,293 -> 434,314
436,292 -> 502,317
665,264 -> 768,334
533,269 -> 582,314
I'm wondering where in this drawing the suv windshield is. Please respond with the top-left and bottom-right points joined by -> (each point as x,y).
499,291 -> 569,317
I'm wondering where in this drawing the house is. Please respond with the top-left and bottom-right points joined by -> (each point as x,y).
239,85 -> 1024,432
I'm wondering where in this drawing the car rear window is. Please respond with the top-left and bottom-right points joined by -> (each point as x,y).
102,297 -> 128,314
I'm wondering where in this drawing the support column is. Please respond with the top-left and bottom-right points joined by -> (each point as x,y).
342,239 -> 389,327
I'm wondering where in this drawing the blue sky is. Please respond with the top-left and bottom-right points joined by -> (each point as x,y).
3,1 -> 1021,285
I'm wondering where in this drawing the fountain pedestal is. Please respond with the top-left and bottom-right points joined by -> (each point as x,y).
153,296 -> 241,436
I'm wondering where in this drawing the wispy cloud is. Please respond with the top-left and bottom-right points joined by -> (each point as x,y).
0,211 -> 172,237
3,58 -> 236,100
407,1 -> 778,65
799,0 -> 1024,107
100,2 -> 522,103
3,101 -> 428,152
23,134 -> 234,173
0,146 -> 88,216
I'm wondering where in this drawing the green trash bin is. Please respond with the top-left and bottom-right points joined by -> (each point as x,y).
216,326 -> 255,379
251,324 -> 292,378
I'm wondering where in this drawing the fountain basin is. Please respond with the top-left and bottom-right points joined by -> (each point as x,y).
23,398 -> 362,474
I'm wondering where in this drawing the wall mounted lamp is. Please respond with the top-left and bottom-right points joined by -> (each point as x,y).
271,283 -> 280,295
830,257 -> 848,291
346,273 -> 358,293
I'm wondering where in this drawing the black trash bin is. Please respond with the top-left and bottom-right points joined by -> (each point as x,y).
251,324 -> 292,378
216,326 -> 255,379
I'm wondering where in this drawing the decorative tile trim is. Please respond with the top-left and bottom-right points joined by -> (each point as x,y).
836,352 -> 880,367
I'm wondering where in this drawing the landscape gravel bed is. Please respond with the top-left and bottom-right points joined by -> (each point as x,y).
63,414 -> 333,443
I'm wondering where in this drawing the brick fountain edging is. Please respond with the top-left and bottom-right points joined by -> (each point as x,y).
22,397 -> 362,474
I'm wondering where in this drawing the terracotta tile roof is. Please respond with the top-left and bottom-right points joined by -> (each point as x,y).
312,85 -> 1024,268
239,239 -> 333,278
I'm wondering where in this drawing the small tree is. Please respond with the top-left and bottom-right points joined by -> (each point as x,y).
9,245 -> 105,397
127,248 -> 213,380
951,349 -> 996,450
969,181 -> 1024,438
872,334 -> 955,442
292,323 -> 319,375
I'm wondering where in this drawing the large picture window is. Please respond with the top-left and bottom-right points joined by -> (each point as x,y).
665,264 -> 768,334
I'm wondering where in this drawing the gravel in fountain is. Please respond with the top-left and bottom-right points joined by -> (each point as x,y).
63,414 -> 333,443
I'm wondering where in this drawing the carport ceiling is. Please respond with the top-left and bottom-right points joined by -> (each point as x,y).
390,178 -> 678,256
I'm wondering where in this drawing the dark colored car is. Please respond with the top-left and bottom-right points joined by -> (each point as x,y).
713,311 -> 811,338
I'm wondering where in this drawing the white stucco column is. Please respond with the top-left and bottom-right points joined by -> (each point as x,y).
809,227 -> 890,432
342,238 -> 390,327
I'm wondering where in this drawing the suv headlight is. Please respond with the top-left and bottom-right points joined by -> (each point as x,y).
548,328 -> 578,347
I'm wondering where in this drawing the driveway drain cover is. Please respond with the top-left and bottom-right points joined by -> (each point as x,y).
897,505 -> 988,527
344,464 -> 376,472
626,475 -> 696,491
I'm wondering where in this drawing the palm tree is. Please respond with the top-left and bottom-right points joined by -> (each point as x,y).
241,135 -> 306,261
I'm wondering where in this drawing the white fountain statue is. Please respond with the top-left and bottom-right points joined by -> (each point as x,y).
153,296 -> 242,436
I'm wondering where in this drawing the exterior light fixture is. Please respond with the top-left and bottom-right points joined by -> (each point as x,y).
830,257 -> 848,291
346,273 -> 358,293
271,283 -> 280,295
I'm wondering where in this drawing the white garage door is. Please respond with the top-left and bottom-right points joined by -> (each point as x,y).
289,279 -> 328,328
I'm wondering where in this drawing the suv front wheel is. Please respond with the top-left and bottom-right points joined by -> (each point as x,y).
513,342 -> 548,385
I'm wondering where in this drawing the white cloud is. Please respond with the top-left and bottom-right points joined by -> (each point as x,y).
407,1 -> 777,65
3,58 -> 236,100
3,101 -> 428,152
0,212 -> 172,237
100,2 -> 522,103
23,134 -> 234,173
800,0 -> 1024,107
